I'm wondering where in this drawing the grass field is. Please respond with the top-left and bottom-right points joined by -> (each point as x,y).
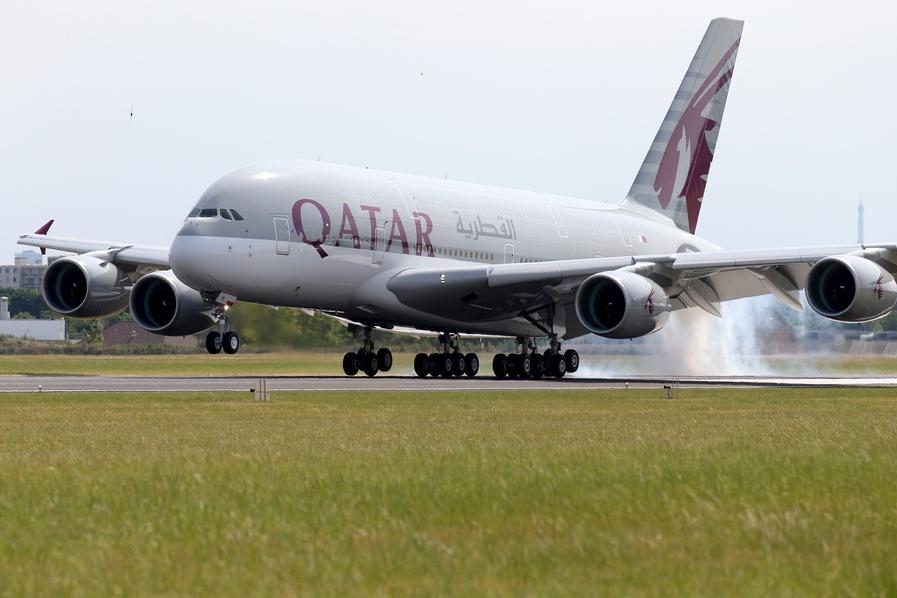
2,388 -> 897,596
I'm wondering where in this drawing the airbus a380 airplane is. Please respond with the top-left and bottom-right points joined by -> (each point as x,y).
19,18 -> 897,379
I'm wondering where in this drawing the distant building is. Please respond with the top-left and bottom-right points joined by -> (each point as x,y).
1,256 -> 48,290
0,296 -> 65,340
15,250 -> 43,266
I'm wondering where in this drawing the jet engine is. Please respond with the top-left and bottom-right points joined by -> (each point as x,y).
574,270 -> 671,339
129,270 -> 217,336
42,254 -> 131,318
805,255 -> 897,323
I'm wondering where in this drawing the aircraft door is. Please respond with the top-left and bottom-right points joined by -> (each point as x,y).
273,217 -> 291,255
503,243 -> 515,264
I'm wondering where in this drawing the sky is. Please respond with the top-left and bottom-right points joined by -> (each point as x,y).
3,0 -> 895,263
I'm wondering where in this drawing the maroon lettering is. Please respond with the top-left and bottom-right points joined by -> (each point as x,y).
337,203 -> 361,249
292,198 -> 331,258
413,211 -> 435,257
360,205 -> 381,250
385,208 -> 410,254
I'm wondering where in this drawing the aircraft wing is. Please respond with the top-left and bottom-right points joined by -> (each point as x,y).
17,233 -> 170,270
386,244 -> 897,337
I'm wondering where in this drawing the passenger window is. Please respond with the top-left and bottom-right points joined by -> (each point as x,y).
230,210 -> 244,221
220,209 -> 232,220
199,208 -> 217,217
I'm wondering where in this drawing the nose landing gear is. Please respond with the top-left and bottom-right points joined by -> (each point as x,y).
205,301 -> 240,355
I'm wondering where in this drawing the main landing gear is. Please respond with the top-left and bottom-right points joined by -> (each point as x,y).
342,327 -> 394,377
205,304 -> 240,355
490,335 -> 578,379
412,333 -> 479,378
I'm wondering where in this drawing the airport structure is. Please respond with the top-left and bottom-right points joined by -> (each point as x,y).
0,250 -> 48,290
0,296 -> 65,341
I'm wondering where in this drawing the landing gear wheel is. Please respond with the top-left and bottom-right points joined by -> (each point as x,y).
361,351 -> 379,377
464,353 -> 479,377
493,354 -> 508,378
551,354 -> 567,378
205,331 -> 222,354
439,354 -> 454,378
377,348 -> 393,373
428,353 -> 443,377
414,353 -> 429,377
519,353 -> 532,378
530,353 -> 544,379
451,352 -> 466,377
506,353 -> 520,377
342,352 -> 359,376
564,349 -> 579,373
222,331 -> 240,354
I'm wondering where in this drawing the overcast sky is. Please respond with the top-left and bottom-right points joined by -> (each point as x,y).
3,0 -> 895,263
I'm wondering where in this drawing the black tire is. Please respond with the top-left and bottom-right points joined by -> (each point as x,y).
428,353 -> 443,377
464,353 -> 479,377
492,353 -> 507,378
506,353 -> 520,378
519,354 -> 532,378
440,354 -> 454,378
205,331 -> 222,354
530,353 -> 544,379
222,331 -> 240,354
342,352 -> 359,376
564,349 -> 579,373
361,352 -> 379,377
377,348 -> 393,372
451,352 -> 466,377
551,354 -> 567,378
413,353 -> 429,377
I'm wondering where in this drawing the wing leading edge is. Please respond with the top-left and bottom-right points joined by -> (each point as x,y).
17,233 -> 170,270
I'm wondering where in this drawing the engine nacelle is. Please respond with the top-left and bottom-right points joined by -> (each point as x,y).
574,270 -> 671,339
129,270 -> 217,336
805,255 -> 897,323
42,254 -> 131,318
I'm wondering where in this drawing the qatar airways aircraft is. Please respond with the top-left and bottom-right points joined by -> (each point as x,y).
19,18 -> 897,379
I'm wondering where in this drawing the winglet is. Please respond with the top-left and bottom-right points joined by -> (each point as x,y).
33,219 -> 54,255
35,219 -> 54,235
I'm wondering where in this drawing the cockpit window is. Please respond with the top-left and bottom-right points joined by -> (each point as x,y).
220,209 -> 232,220
188,209 -> 200,217
230,209 -> 244,221
199,208 -> 218,217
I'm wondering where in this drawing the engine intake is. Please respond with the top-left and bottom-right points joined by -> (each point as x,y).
42,254 -> 130,318
129,270 -> 217,336
805,255 -> 897,322
574,270 -> 671,339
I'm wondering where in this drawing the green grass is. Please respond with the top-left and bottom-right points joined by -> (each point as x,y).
2,388 -> 897,595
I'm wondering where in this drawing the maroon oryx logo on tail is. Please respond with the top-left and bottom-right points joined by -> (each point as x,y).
653,38 -> 740,234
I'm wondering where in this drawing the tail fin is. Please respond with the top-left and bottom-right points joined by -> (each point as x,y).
624,18 -> 743,234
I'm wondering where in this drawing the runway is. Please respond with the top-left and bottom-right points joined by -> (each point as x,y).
3,374 -> 897,393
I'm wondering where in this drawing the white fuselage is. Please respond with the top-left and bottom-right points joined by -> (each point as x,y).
170,161 -> 716,336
